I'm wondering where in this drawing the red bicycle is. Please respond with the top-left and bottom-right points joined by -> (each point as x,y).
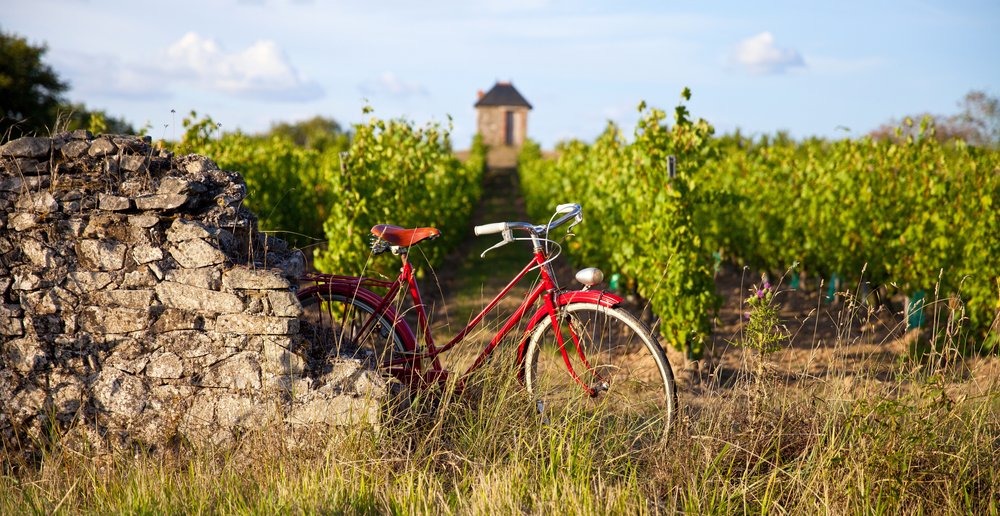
297,203 -> 677,432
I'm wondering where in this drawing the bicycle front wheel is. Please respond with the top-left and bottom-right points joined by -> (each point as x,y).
523,303 -> 677,436
298,291 -> 409,368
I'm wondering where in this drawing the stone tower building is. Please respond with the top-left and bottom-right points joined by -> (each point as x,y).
475,82 -> 532,168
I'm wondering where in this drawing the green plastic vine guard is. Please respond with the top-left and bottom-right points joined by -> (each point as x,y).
906,290 -> 926,331
824,273 -> 842,303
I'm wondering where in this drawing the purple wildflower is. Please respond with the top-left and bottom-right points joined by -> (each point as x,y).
743,311 -> 752,320
756,289 -> 765,299
764,281 -> 771,290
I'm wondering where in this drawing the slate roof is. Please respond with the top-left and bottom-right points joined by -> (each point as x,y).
474,82 -> 532,109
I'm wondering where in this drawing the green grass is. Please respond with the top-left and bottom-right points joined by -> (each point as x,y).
2,356 -> 998,514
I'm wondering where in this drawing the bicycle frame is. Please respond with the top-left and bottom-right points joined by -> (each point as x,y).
298,245 -> 623,392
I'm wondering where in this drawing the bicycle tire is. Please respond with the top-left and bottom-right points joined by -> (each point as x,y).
298,290 -> 409,368
523,303 -> 677,436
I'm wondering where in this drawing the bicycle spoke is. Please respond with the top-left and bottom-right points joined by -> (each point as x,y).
525,303 -> 676,436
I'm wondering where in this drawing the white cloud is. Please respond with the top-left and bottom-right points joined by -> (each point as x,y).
359,72 -> 428,97
163,32 -> 323,101
731,32 -> 805,75
55,52 -> 171,101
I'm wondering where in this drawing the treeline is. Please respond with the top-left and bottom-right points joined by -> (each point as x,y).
520,92 -> 1000,354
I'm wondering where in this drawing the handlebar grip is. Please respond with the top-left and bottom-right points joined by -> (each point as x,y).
474,222 -> 509,236
556,203 -> 578,213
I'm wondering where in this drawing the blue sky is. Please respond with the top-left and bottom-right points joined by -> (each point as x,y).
4,0 -> 998,148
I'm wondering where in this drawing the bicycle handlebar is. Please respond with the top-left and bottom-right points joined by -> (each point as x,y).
474,203 -> 583,237
474,222 -> 509,236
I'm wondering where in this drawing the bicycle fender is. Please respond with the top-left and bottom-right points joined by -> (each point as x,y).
296,283 -> 418,352
515,290 -> 624,363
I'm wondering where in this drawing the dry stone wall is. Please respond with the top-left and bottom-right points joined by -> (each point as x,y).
0,131 -> 384,455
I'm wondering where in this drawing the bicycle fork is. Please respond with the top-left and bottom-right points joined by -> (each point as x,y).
542,294 -> 608,398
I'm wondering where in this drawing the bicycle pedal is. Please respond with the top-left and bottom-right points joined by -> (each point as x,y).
588,381 -> 609,397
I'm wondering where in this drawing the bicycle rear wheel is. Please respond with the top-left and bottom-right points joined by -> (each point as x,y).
523,303 -> 677,437
298,290 -> 409,368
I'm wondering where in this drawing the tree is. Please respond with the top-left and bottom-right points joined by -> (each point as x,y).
954,90 -> 1000,146
0,28 -> 68,138
267,115 -> 350,152
870,90 -> 1000,147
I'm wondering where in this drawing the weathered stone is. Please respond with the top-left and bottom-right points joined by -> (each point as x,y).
157,177 -> 192,195
23,286 -> 78,315
262,338 -> 306,376
120,155 -> 147,172
93,368 -> 148,417
0,175 -> 48,191
153,331 -> 225,362
4,337 -> 49,374
0,304 -> 24,336
166,218 -> 214,242
326,360 -> 387,397
245,295 -> 265,315
154,281 -> 244,313
10,158 -> 48,175
58,189 -> 84,202
57,218 -> 86,237
203,352 -> 262,390
122,266 -> 158,289
132,244 -> 164,265
216,314 -> 299,335
146,352 -> 184,379
164,267 -> 221,290
49,374 -> 84,420
99,193 -> 131,211
272,252 -> 305,280
25,313 -> 65,334
61,140 -> 90,158
128,214 -> 160,228
10,212 -> 37,231
184,156 -> 219,174
151,309 -> 211,332
81,214 -> 127,239
16,191 -> 58,213
21,239 -> 57,268
62,200 -> 80,213
168,239 -> 226,269
78,239 -> 128,271
222,267 -> 290,290
148,384 -> 195,411
135,193 -> 188,211
0,137 -> 51,159
12,272 -> 43,290
64,271 -> 116,293
88,137 -> 118,157
213,394 -> 261,428
104,339 -> 149,375
286,396 -> 379,428
7,382 -> 46,422
86,289 -> 156,309
0,277 -> 10,296
267,290 -> 303,317
79,306 -> 151,333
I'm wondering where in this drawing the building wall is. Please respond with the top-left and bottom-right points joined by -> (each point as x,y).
476,106 -> 529,148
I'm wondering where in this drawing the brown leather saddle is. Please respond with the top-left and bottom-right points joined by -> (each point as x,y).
370,224 -> 441,247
